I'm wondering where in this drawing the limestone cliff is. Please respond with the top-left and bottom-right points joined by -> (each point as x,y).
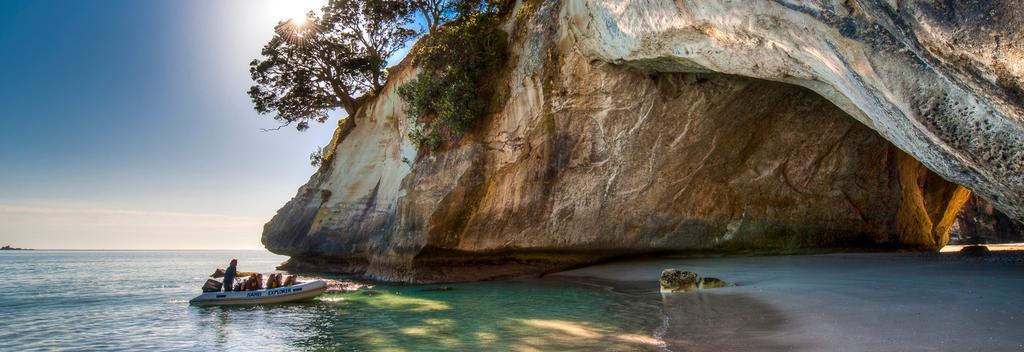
264,0 -> 1023,282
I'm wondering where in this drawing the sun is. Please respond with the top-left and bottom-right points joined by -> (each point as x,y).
267,0 -> 323,24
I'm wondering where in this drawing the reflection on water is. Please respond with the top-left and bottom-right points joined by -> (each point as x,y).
0,251 -> 812,351
558,253 -> 1024,351
189,282 -> 667,351
20,251 -> 1017,351
659,292 -> 799,351
1,251 -> 667,351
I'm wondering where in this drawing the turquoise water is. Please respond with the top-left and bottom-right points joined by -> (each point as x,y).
0,251 -> 664,351
7,250 -> 1021,351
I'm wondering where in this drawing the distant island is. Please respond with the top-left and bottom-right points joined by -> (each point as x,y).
1,245 -> 31,251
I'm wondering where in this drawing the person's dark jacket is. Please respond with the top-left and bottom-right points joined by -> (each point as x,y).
222,262 -> 237,292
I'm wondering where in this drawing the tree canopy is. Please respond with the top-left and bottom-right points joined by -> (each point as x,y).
248,0 -> 506,132
248,0 -> 415,131
410,0 -> 503,34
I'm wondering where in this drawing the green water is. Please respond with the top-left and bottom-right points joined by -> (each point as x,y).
0,250 -> 665,351
6,250 -> 1024,351
295,281 -> 664,351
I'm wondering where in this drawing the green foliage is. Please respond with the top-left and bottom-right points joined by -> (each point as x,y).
398,13 -> 507,150
409,0 -> 504,34
451,0 -> 503,18
249,0 -> 416,130
309,146 -> 326,167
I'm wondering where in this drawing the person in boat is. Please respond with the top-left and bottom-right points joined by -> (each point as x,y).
241,273 -> 259,291
254,273 -> 264,290
266,273 -> 280,289
222,259 -> 238,292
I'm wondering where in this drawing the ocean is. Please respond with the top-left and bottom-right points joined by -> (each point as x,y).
0,250 -> 663,351
3,250 -> 1023,351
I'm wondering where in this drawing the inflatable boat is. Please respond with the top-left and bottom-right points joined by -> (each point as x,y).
189,280 -> 327,306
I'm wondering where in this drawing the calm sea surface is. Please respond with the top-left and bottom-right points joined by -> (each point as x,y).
0,250 -> 664,351
4,250 -> 1023,351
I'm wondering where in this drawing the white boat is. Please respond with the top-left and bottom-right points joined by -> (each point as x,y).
189,280 -> 328,306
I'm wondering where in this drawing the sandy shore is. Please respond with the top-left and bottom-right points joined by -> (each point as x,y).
940,243 -> 1024,252
553,251 -> 1024,351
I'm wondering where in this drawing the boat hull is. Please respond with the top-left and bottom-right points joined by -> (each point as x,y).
189,280 -> 327,306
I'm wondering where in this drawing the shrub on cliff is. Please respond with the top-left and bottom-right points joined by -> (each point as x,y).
398,12 -> 507,150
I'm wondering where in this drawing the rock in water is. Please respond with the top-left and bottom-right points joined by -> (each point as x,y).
262,0 -> 1024,283
660,269 -> 699,292
698,277 -> 729,289
960,245 -> 991,255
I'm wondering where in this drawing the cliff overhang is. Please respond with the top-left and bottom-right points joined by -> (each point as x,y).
262,0 -> 1024,283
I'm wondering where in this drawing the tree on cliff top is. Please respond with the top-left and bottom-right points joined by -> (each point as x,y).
409,0 -> 501,34
248,0 -> 416,131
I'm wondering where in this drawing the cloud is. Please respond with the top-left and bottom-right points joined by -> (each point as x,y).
0,203 -> 267,250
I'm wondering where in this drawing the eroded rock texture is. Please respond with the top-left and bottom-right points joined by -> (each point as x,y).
264,0 -> 1022,282
566,0 -> 1024,219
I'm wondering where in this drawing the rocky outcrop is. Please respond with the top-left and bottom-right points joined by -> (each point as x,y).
264,0 -> 1023,282
950,195 -> 1024,244
698,277 -> 729,290
660,269 -> 699,292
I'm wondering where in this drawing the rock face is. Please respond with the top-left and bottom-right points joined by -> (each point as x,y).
566,0 -> 1024,219
263,1 -> 1023,282
950,195 -> 1024,244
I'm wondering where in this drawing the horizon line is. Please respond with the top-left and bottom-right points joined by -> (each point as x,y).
1,248 -> 272,252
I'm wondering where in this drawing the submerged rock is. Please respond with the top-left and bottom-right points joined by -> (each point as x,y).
263,0 -> 1024,283
660,269 -> 731,292
660,269 -> 699,292
698,277 -> 730,289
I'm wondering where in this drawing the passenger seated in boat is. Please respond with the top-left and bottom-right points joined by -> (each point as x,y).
282,275 -> 296,287
267,273 -> 281,289
254,273 -> 264,290
244,274 -> 259,291
222,259 -> 238,292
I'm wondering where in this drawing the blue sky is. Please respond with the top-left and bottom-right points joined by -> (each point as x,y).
0,0 -> 412,249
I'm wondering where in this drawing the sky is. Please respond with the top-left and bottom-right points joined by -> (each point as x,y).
0,0 -> 413,250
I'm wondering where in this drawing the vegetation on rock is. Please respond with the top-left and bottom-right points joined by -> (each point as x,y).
308,146 -> 326,167
398,10 -> 507,150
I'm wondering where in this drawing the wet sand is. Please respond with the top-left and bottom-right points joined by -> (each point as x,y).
553,252 -> 1024,351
